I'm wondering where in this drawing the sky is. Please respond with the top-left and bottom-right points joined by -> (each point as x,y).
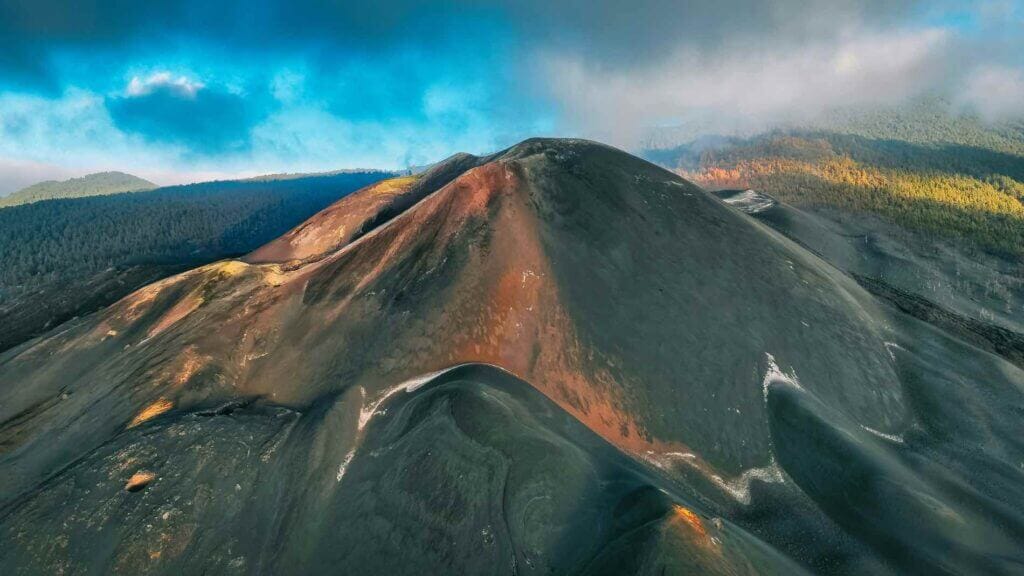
0,0 -> 1022,195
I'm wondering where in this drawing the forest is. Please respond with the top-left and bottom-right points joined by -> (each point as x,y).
0,171 -> 390,350
659,124 -> 1024,258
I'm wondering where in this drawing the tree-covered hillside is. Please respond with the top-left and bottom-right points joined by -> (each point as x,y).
646,105 -> 1024,258
674,133 -> 1024,257
0,171 -> 391,351
0,171 -> 157,207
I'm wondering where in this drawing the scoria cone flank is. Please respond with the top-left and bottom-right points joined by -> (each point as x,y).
1,139 -> 1022,575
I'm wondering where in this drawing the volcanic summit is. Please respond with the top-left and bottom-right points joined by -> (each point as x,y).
1,139 -> 1022,575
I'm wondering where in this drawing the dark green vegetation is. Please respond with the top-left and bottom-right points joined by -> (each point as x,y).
647,102 -> 1024,258
0,171 -> 391,351
0,171 -> 156,208
666,132 -> 1024,257
1,139 -> 1022,574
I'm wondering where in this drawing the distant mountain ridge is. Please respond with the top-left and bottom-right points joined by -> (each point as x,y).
0,171 -> 156,207
243,168 -> 399,182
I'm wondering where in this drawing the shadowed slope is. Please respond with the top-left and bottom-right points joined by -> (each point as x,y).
0,364 -> 807,575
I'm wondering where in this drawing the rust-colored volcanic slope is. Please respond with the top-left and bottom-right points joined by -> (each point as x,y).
1,139 -> 1023,575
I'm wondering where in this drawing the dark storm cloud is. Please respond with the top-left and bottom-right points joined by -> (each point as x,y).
107,79 -> 266,154
0,1 -> 496,89
0,0 -> 1021,182
0,0 -> 924,69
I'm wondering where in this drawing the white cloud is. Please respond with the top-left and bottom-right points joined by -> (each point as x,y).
248,87 -> 536,171
0,89 -> 256,191
270,69 -> 307,103
125,72 -> 205,98
541,27 -> 952,145
957,65 -> 1024,121
0,79 -> 532,195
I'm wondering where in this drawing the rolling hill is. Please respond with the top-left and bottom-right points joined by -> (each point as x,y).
0,170 -> 392,352
0,171 -> 157,208
0,139 -> 1022,574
